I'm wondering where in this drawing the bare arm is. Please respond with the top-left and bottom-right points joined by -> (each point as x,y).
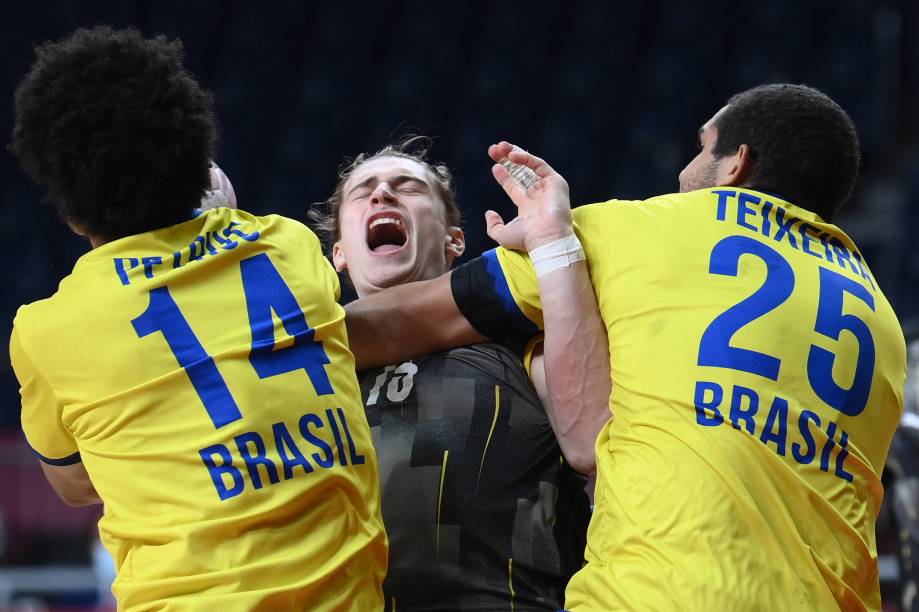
345,272 -> 487,370
486,142 -> 612,472
40,461 -> 102,507
530,347 -> 608,474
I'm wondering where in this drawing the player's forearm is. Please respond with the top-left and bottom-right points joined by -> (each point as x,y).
537,260 -> 611,474
64,486 -> 102,506
40,461 -> 103,507
344,272 -> 487,369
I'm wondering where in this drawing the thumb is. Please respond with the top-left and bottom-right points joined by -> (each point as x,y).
485,210 -> 506,243
485,210 -> 527,250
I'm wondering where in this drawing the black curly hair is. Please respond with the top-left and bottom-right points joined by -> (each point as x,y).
10,26 -> 216,241
712,83 -> 859,222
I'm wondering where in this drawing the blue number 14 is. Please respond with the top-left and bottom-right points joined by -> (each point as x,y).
132,253 -> 334,429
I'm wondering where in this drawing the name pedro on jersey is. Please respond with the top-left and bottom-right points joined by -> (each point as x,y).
694,380 -> 853,482
113,220 -> 260,285
199,407 -> 366,500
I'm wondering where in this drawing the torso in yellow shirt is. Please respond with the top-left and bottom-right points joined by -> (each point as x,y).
451,188 -> 906,610
12,207 -> 386,610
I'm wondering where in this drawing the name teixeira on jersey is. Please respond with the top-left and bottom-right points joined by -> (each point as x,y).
113,220 -> 261,285
709,189 -> 875,291
688,189 -> 881,484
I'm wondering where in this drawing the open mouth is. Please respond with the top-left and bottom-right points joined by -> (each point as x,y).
366,213 -> 408,254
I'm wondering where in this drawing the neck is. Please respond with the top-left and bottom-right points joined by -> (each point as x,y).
353,266 -> 452,299
88,235 -> 108,249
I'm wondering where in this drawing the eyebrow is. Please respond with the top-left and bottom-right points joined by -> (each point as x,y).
346,174 -> 430,197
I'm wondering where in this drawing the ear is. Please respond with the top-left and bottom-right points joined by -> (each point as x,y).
331,241 -> 348,272
67,219 -> 87,237
719,143 -> 754,187
444,226 -> 465,261
67,220 -> 106,248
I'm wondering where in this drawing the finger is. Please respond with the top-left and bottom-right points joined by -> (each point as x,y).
217,170 -> 230,193
507,148 -> 556,178
219,169 -> 237,208
485,209 -> 504,230
485,211 -> 527,250
486,210 -> 518,247
209,164 -> 222,190
484,210 -> 505,241
491,163 -> 525,207
487,141 -> 515,163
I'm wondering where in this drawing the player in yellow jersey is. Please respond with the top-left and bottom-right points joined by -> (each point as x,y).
345,84 -> 907,610
9,27 -> 385,609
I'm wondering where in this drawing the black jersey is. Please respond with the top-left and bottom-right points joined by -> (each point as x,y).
360,342 -> 590,611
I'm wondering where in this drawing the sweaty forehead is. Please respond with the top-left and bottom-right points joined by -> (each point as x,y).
344,156 -> 433,192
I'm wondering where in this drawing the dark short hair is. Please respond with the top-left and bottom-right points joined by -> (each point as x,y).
712,83 -> 859,221
309,136 -> 461,249
10,26 -> 216,240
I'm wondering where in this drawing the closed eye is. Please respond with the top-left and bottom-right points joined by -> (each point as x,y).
396,179 -> 427,194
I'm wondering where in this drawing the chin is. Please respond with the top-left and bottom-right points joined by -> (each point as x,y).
367,267 -> 417,291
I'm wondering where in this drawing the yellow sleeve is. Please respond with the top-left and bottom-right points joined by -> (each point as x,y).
522,334 -> 545,381
493,247 -> 544,330
451,202 -> 621,354
490,200 -> 622,331
10,321 -> 80,464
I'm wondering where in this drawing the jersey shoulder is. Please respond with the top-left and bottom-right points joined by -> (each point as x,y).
442,342 -> 540,400
573,191 -> 708,223
572,190 -> 737,255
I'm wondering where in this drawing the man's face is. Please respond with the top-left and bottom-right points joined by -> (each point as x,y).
678,105 -> 731,192
333,156 -> 464,297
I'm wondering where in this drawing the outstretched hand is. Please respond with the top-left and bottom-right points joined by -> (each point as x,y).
200,161 -> 238,210
485,141 -> 573,252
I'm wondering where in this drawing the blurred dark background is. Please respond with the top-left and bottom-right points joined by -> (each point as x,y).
0,0 -> 917,609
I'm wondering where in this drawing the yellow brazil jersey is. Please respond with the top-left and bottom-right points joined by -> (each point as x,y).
451,188 -> 906,611
11,208 -> 386,610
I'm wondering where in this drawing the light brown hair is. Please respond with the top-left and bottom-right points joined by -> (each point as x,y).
309,136 -> 461,249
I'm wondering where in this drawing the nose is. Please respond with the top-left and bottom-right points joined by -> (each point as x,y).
370,181 -> 397,205
677,160 -> 692,186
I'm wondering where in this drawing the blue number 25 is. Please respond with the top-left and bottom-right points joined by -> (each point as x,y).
132,253 -> 334,428
697,235 -> 876,416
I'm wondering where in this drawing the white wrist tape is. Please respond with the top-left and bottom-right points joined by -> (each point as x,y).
529,234 -> 585,277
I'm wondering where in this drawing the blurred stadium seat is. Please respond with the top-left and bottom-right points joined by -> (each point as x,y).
1,1 -> 917,608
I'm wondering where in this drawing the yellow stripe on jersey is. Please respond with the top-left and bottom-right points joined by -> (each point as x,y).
12,208 -> 386,609
477,385 -> 501,488
508,557 -> 516,612
436,448 -> 450,559
487,188 -> 906,610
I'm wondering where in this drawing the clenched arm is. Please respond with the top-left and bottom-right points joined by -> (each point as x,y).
345,272 -> 487,370
41,462 -> 101,507
529,269 -> 610,475
486,142 -> 612,474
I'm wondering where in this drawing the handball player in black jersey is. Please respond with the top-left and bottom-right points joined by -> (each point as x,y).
310,138 -> 591,611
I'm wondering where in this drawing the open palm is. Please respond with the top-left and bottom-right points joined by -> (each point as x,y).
485,141 -> 573,252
